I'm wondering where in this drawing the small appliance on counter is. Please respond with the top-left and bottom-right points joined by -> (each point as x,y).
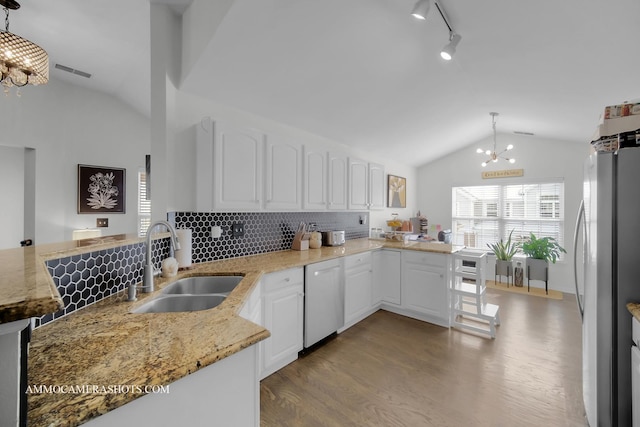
322,230 -> 345,246
437,229 -> 452,244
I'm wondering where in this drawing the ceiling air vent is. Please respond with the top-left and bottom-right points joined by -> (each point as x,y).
54,63 -> 92,79
514,131 -> 534,136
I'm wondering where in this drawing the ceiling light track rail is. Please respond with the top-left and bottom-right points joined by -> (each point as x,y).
410,0 -> 462,61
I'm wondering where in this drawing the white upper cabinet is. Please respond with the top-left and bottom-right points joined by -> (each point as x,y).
303,146 -> 327,210
264,135 -> 302,210
348,157 -> 369,210
195,117 -> 214,212
348,159 -> 385,211
195,117 -> 385,212
327,152 -> 348,210
368,162 -> 385,210
213,122 -> 264,211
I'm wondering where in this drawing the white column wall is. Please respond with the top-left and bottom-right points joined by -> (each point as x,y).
0,146 -> 25,249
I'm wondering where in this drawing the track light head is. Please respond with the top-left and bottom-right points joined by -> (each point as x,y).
440,33 -> 461,61
411,0 -> 431,20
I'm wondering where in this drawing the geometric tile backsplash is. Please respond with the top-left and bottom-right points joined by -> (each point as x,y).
170,211 -> 369,264
37,211 -> 367,328
36,239 -> 170,328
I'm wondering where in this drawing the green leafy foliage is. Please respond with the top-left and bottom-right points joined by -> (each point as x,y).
487,229 -> 518,261
519,232 -> 566,263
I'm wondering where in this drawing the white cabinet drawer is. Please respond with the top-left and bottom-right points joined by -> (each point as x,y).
344,252 -> 372,270
263,268 -> 304,293
402,250 -> 446,269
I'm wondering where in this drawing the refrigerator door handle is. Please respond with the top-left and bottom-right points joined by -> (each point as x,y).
573,199 -> 585,320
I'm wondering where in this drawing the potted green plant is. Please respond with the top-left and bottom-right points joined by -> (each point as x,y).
487,229 -> 518,280
519,232 -> 567,288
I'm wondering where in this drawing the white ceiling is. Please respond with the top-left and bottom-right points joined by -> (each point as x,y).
8,0 -> 640,166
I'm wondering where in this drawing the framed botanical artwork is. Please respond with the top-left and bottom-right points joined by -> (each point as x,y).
77,165 -> 126,214
387,174 -> 406,208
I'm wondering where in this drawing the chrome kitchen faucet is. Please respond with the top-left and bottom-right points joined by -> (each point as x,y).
128,221 -> 180,301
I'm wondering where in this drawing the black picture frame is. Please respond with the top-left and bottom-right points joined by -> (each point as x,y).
77,164 -> 126,214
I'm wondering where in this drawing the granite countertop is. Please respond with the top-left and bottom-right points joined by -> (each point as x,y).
0,234 -> 147,324
27,238 -> 460,427
627,303 -> 640,321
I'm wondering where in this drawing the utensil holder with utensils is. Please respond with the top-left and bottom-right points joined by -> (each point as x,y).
291,222 -> 310,251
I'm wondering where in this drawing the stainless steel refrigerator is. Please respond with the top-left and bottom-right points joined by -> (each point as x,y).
574,148 -> 640,427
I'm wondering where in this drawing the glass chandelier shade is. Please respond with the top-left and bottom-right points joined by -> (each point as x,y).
1,2 -> 48,94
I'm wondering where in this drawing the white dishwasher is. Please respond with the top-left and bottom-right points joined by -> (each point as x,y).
632,316 -> 640,427
304,258 -> 344,348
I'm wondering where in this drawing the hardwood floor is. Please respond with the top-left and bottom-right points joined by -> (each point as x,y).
260,289 -> 587,427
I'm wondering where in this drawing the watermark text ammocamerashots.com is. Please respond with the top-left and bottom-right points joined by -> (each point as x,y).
27,384 -> 170,395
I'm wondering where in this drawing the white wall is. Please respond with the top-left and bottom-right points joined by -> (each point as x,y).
0,146 -> 25,249
167,90 -> 418,231
0,78 -> 150,243
417,134 -> 590,293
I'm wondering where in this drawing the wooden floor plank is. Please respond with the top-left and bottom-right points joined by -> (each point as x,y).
261,289 -> 587,426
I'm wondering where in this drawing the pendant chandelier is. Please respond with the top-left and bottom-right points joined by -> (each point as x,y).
0,0 -> 48,96
476,112 -> 515,167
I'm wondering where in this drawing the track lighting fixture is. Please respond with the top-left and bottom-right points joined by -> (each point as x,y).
411,0 -> 431,20
440,33 -> 461,61
410,0 -> 462,61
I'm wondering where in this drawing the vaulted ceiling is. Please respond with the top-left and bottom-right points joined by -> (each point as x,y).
8,0 -> 640,166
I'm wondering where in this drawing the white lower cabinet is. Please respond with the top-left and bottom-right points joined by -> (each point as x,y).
400,251 -> 449,327
342,252 -> 375,331
260,268 -> 304,379
373,249 -> 401,306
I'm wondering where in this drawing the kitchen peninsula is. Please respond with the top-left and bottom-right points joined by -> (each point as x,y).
0,237 -> 461,426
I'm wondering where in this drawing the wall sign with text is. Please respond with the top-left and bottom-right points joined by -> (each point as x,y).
481,169 -> 524,179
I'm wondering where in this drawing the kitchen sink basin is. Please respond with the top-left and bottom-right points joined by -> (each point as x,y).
161,275 -> 243,296
131,294 -> 227,314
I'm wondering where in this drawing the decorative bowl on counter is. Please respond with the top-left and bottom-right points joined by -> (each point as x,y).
386,220 -> 402,233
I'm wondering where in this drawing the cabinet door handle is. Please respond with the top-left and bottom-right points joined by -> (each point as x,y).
285,277 -> 290,282
314,271 -> 319,276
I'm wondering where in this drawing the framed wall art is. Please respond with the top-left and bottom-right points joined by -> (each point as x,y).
388,174 -> 406,208
78,164 -> 126,214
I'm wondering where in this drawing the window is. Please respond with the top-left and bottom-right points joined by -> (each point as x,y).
138,169 -> 151,237
452,181 -> 564,256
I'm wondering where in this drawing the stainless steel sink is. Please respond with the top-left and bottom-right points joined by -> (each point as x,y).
131,294 -> 227,314
161,275 -> 243,296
